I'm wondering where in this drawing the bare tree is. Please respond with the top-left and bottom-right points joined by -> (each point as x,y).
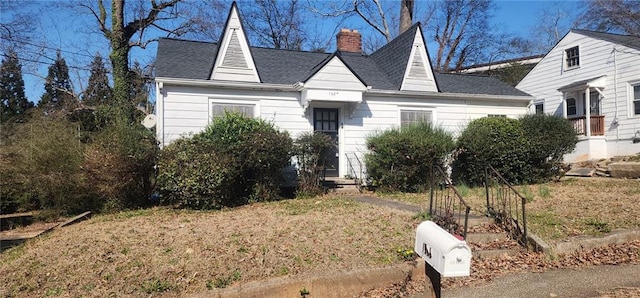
426,0 -> 495,72
311,0 -> 396,43
581,0 -> 640,36
78,0 -> 204,123
0,0 -> 36,52
528,2 -> 581,53
243,0 -> 306,50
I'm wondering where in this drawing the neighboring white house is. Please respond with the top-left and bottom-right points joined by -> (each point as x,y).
517,29 -> 640,162
154,3 -> 532,179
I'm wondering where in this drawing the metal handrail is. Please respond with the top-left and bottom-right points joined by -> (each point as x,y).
484,164 -> 528,246
345,152 -> 364,191
429,165 -> 471,239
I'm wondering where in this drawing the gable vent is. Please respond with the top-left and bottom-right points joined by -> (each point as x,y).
408,49 -> 427,78
222,30 -> 248,68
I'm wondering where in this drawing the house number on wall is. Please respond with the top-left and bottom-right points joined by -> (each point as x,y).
329,91 -> 339,96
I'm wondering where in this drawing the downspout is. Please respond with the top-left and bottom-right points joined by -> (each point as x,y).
613,47 -> 619,141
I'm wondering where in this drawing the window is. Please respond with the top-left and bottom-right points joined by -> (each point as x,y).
400,109 -> 432,128
211,103 -> 254,119
534,102 -> 544,115
565,46 -> 580,68
566,98 -> 577,116
582,91 -> 600,115
633,85 -> 640,116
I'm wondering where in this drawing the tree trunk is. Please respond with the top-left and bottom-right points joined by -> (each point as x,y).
110,0 -> 135,124
400,0 -> 414,34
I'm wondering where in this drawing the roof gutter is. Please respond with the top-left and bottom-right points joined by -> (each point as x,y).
155,77 -> 533,103
367,89 -> 533,103
154,77 -> 299,92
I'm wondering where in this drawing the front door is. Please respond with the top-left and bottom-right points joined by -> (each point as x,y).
314,108 -> 339,177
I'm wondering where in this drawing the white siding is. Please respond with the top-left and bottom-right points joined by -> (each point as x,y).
517,31 -> 640,159
158,84 -> 529,176
304,57 -> 366,91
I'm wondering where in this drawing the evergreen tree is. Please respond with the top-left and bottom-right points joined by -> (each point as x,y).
130,61 -> 151,114
83,53 -> 112,107
0,49 -> 31,123
39,50 -> 76,115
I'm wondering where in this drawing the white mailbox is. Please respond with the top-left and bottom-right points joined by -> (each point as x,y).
414,221 -> 471,277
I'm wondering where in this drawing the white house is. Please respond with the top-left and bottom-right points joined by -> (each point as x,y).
154,3 -> 532,179
517,29 -> 640,162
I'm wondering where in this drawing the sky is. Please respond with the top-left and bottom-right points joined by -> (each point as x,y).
2,0 -> 580,104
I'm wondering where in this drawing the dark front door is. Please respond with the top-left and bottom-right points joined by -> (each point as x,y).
314,108 -> 339,177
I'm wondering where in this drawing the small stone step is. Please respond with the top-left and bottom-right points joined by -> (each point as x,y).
473,248 -> 521,259
466,216 -> 493,227
465,232 -> 507,244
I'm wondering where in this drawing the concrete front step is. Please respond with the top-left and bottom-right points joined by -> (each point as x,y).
321,177 -> 358,185
326,186 -> 361,194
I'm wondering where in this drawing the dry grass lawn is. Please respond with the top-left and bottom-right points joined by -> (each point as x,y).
379,177 -> 640,242
0,196 -> 418,297
1,177 -> 638,297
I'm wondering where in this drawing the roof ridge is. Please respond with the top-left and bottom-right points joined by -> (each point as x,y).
572,28 -> 640,39
370,23 -> 420,57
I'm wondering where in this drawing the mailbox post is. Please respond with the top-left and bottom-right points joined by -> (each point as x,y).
415,221 -> 471,298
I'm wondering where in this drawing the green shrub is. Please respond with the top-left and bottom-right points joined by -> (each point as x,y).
0,115 -> 97,215
365,122 -> 454,192
157,112 -> 292,209
83,122 -> 158,211
451,115 -> 578,186
293,132 -> 333,197
520,114 -> 577,182
451,117 -> 530,186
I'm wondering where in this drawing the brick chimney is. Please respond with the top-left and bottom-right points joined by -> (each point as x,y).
336,29 -> 362,53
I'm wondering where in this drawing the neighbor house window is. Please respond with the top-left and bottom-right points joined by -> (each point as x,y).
582,91 -> 601,115
211,103 -> 255,119
633,84 -> 640,116
566,98 -> 577,116
534,102 -> 544,115
400,109 -> 432,128
565,46 -> 580,68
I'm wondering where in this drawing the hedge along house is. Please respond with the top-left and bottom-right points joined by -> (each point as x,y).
517,30 -> 640,162
154,2 -> 532,180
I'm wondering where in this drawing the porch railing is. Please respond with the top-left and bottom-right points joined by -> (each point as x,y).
345,152 -> 365,191
484,165 -> 528,246
429,165 -> 471,240
568,115 -> 604,136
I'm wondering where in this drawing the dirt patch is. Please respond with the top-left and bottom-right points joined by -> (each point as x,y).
598,287 -> 640,298
0,196 -> 419,297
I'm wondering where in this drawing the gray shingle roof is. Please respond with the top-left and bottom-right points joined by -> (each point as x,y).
572,29 -> 640,51
368,23 -> 419,90
435,73 -> 530,96
156,30 -> 530,97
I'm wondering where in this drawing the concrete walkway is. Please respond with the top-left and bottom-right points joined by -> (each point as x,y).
441,264 -> 640,298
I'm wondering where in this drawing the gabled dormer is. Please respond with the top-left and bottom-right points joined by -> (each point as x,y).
400,26 -> 438,92
298,53 -> 369,117
210,2 -> 260,82
370,23 -> 439,92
